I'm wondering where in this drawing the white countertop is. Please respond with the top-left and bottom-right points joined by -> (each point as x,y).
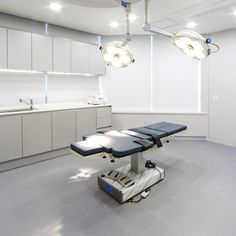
0,102 -> 111,116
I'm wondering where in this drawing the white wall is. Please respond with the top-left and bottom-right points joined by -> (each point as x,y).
101,34 -> 205,138
0,73 -> 99,106
0,12 -> 98,44
112,113 -> 208,137
207,28 -> 236,147
102,34 -> 201,113
102,35 -> 152,112
0,73 -> 45,105
47,75 -> 98,103
153,35 -> 200,112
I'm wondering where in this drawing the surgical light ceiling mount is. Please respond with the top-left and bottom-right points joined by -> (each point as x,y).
100,1 -> 135,68
143,0 -> 220,60
62,0 -> 141,8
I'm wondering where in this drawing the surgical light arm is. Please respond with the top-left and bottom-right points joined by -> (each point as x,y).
143,23 -> 174,38
143,0 -> 174,38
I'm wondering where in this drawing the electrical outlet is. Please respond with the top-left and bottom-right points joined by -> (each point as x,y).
213,95 -> 219,102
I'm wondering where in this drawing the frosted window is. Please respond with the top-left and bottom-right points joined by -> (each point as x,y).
152,35 -> 200,112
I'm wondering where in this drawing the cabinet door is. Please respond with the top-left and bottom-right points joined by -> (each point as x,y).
0,116 -> 22,162
0,27 -> 7,69
32,34 -> 52,71
90,44 -> 106,75
96,106 -> 112,129
53,37 -> 70,73
76,108 -> 96,141
71,41 -> 89,74
23,113 -> 52,157
52,110 -> 76,149
8,29 -> 31,70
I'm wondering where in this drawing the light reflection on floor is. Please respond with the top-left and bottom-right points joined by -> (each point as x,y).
32,220 -> 63,236
69,168 -> 98,182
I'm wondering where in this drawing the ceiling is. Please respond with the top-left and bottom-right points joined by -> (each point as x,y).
0,0 -> 236,35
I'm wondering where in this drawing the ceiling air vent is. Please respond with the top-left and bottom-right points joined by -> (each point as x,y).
175,0 -> 230,18
151,18 -> 179,29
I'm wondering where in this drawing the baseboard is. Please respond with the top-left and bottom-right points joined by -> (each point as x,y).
0,148 -> 71,173
207,138 -> 236,148
171,136 -> 207,141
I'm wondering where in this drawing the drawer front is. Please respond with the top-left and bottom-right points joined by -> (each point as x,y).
96,107 -> 112,118
97,116 -> 112,129
77,108 -> 96,141
97,127 -> 112,133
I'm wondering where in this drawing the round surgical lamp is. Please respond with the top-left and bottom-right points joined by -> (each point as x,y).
100,1 -> 136,68
101,41 -> 134,68
172,30 -> 219,60
143,0 -> 220,60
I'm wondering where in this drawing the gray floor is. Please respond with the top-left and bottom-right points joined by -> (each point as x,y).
1,140 -> 236,236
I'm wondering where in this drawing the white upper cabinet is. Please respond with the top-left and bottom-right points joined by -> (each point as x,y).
0,26 -> 106,75
32,33 -> 52,72
89,44 -> 106,75
53,37 -> 70,73
0,27 -> 7,69
71,40 -> 90,74
8,29 -> 32,70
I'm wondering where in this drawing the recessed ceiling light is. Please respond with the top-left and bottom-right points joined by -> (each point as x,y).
233,10 -> 236,16
49,2 -> 62,12
129,14 -> 137,22
110,21 -> 119,28
187,22 -> 197,29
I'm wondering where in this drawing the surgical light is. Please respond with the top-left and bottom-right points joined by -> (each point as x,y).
143,0 -> 220,60
173,30 -> 211,60
101,1 -> 135,68
101,41 -> 134,68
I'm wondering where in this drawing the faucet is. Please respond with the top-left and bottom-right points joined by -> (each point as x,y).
18,98 -> 34,110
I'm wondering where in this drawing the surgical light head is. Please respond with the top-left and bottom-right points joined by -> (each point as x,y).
143,0 -> 220,60
100,1 -> 136,68
101,41 -> 135,68
172,30 -> 213,60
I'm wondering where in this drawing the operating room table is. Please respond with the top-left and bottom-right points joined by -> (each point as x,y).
71,122 -> 187,203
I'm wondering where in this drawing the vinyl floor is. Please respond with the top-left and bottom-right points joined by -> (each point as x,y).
0,140 -> 236,236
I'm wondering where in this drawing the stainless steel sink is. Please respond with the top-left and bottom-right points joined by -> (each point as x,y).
0,105 -> 37,113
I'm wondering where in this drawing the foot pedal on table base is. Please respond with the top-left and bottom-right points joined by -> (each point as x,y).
98,163 -> 164,203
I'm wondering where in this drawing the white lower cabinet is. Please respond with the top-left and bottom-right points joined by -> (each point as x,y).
0,106 -> 112,164
76,108 -> 96,141
96,106 -> 112,129
0,27 -> 7,69
22,113 -> 52,157
52,110 -> 76,149
0,115 -> 22,162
